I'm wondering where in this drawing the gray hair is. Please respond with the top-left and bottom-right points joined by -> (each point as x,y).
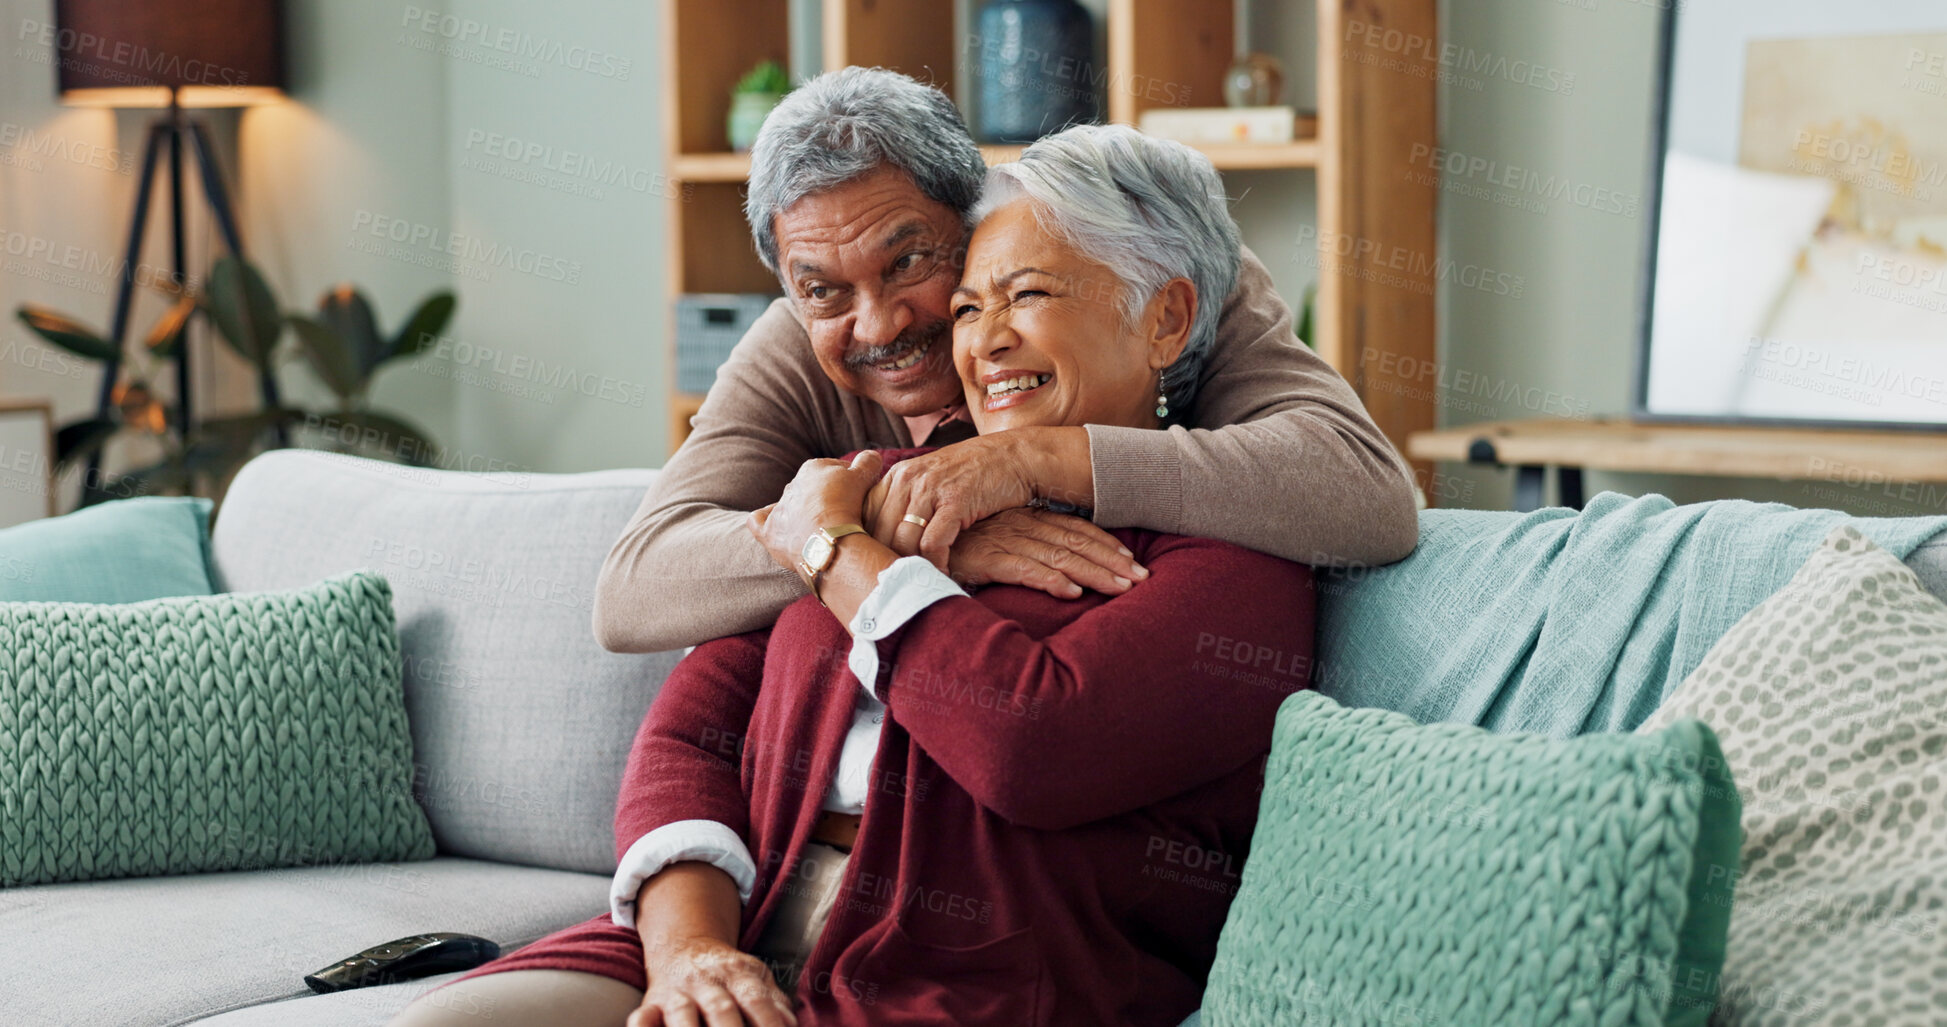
745,67 -> 987,276
973,124 -> 1240,416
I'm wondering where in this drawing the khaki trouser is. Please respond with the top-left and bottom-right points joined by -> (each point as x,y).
392,841 -> 854,1027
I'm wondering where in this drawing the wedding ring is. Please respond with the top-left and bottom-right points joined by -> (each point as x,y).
902,513 -> 930,529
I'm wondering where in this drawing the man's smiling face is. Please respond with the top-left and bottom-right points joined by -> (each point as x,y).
773,165 -> 968,417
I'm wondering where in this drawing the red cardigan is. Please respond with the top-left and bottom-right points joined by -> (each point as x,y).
614,525 -> 1315,1025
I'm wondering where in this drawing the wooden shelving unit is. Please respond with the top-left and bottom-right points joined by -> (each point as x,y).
661,0 -> 1436,466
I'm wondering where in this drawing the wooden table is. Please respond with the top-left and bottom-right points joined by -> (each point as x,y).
1408,418 -> 1947,512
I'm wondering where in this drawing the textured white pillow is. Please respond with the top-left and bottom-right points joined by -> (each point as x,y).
1640,525 -> 1947,1025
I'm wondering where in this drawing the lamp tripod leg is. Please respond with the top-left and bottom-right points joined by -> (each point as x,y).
168,105 -> 189,438
82,120 -> 169,504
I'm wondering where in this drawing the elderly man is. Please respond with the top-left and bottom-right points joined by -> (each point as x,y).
595,67 -> 1416,654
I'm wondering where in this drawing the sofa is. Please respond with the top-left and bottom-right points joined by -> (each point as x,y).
7,449 -> 1947,1026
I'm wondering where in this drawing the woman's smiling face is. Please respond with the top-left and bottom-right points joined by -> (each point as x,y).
952,200 -> 1193,435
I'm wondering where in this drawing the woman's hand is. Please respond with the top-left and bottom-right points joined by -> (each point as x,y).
628,936 -> 795,1027
862,434 -> 1037,569
947,508 -> 1146,598
748,452 -> 884,573
862,428 -> 1095,570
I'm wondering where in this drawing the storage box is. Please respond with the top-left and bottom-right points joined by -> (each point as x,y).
675,294 -> 776,395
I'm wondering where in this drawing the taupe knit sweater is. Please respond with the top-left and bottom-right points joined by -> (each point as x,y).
595,248 -> 1417,653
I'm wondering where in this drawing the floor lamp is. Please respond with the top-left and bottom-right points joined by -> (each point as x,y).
53,0 -> 287,491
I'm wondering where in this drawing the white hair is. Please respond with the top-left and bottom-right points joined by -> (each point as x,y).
745,67 -> 987,276
974,124 -> 1241,415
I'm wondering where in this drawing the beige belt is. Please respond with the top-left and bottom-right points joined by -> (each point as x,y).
750,811 -> 860,990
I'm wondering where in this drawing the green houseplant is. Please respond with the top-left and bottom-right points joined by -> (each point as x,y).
287,284 -> 455,463
728,59 -> 790,152
18,285 -> 205,499
14,256 -> 454,505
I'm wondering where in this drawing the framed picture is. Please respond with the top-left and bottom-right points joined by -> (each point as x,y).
1635,1 -> 1947,429
0,399 -> 54,527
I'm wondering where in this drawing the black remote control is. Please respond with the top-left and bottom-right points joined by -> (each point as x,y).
303,932 -> 501,993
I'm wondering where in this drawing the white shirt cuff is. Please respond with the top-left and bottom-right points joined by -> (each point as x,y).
609,819 -> 757,928
847,556 -> 968,701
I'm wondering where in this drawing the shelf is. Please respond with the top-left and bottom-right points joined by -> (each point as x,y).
661,0 -> 1434,464
670,152 -> 754,182
984,139 -> 1320,169
1189,140 -> 1321,170
674,139 -> 1321,184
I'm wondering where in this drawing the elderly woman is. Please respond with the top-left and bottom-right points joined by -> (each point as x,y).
394,126 -> 1316,1027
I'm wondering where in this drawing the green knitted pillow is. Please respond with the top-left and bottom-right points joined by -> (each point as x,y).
0,571 -> 434,887
1204,691 -> 1741,1027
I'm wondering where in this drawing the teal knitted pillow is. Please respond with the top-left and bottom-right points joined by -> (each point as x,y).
0,571 -> 435,887
1204,691 -> 1741,1027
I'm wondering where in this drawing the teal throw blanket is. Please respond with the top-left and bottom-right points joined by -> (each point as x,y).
1313,491 -> 1947,736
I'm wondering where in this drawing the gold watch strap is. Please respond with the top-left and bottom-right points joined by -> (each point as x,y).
805,523 -> 867,605
822,523 -> 867,544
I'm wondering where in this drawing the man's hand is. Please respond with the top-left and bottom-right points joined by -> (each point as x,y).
628,935 -> 795,1027
748,452 -> 884,573
948,507 -> 1147,598
864,428 -> 1092,568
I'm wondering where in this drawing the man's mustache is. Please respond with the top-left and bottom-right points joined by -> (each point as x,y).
843,318 -> 950,369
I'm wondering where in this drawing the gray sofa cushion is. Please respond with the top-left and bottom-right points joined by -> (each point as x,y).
210,452 -> 681,875
1,857 -> 605,1027
1909,529 -> 1947,602
187,973 -> 467,1026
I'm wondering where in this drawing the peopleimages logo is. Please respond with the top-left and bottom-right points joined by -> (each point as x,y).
399,6 -> 632,80
348,210 -> 583,285
15,18 -> 249,86
1407,143 -> 1638,217
1295,225 -> 1525,299
0,225 -> 190,296
460,129 -> 687,201
1344,19 -> 1575,95
0,121 -> 135,175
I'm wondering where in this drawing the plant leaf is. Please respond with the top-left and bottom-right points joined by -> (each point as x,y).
736,59 -> 789,94
317,410 -> 438,465
105,460 -> 191,499
53,417 -> 119,469
318,285 -> 385,380
193,407 -> 306,452
17,306 -> 117,361
205,256 -> 282,367
287,315 -> 361,400
1295,282 -> 1317,350
112,380 -> 168,435
182,434 -> 254,482
144,294 -> 199,358
385,291 -> 456,363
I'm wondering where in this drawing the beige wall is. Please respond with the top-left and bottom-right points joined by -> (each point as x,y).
6,0 -> 1936,518
242,0 -> 666,473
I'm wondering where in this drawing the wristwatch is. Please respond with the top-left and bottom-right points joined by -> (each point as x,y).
798,523 -> 867,604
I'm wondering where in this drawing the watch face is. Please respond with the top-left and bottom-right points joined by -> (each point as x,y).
801,533 -> 835,573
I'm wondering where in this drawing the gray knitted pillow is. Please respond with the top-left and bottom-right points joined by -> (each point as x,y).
1,571 -> 434,886
1640,525 -> 1947,1025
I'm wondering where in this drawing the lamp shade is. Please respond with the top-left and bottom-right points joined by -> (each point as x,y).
53,0 -> 284,108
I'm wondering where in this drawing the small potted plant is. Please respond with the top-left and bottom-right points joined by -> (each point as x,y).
728,59 -> 789,152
